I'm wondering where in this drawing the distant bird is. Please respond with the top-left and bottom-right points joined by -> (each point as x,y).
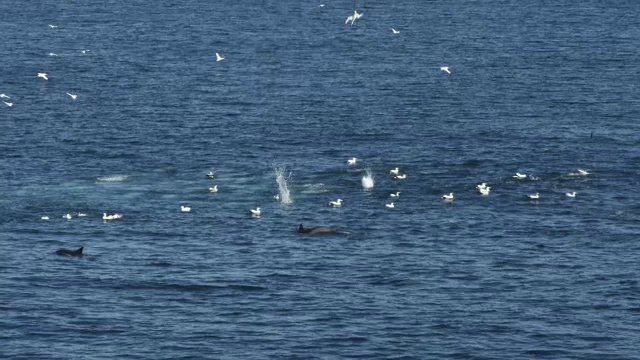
103,213 -> 123,220
48,24 -> 58,28
566,192 -> 576,198
66,93 -> 77,100
390,192 -> 400,197
345,9 -> 363,26
3,101 -> 13,107
391,28 -> 400,35
347,157 -> 357,165
394,174 -> 407,180
209,185 -> 218,193
47,52 -> 58,57
216,52 -> 225,62
476,183 -> 488,190
442,193 -> 454,201
440,66 -> 451,75
0,94 -> 10,99
63,213 -> 72,220
81,50 -> 90,54
390,167 -> 400,175
479,186 -> 491,196
385,202 -> 395,208
37,73 -> 49,81
328,199 -> 342,207
273,194 -> 280,201
319,4 -> 325,7
180,205 -> 191,212
250,207 -> 261,217
527,193 -> 540,200
77,213 -> 87,217
512,172 -> 527,179
569,169 -> 590,176
207,171 -> 215,179
41,216 -> 50,220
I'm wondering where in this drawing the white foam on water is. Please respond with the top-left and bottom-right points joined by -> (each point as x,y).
274,165 -> 292,205
362,169 -> 374,190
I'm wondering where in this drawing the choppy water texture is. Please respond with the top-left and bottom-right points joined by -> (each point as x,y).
2,0 -> 640,358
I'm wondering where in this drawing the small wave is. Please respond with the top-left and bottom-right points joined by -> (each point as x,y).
96,175 -> 129,182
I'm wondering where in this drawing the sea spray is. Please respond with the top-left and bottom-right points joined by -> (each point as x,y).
362,169 -> 374,190
274,165 -> 292,204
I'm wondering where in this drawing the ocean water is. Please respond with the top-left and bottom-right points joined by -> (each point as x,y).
1,0 -> 640,358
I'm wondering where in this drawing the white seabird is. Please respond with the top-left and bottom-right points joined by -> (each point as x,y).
513,172 -> 527,179
67,93 -> 77,100
527,193 -> 540,200
440,66 -> 451,75
389,167 -> 400,175
250,207 -> 261,217
442,193 -> 454,201
37,73 -> 49,81
566,192 -> 576,198
328,199 -> 342,207
390,192 -> 400,197
180,205 -> 192,212
347,157 -> 357,165
0,94 -> 10,99
216,53 -> 225,62
209,185 -> 218,193
391,28 -> 400,35
3,101 -> 13,107
394,174 -> 407,180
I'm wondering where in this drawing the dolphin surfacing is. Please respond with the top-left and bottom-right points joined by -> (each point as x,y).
55,246 -> 84,257
298,224 -> 341,235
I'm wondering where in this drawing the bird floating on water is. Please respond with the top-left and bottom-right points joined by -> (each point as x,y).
390,167 -> 400,175
48,24 -> 58,28
103,213 -> 123,220
391,28 -> 400,35
394,174 -> 407,180
479,186 -> 491,196
67,93 -> 77,100
442,193 -> 454,201
347,157 -> 357,165
513,172 -> 527,179
328,199 -> 342,207
216,53 -> 225,62
3,101 -> 13,107
37,73 -> 49,81
250,207 -> 261,217
41,216 -> 50,220
527,193 -> 540,200
390,192 -> 400,197
48,52 -> 58,57
209,185 -> 218,193
386,202 -> 395,208
63,213 -> 73,220
566,192 -> 576,198
440,66 -> 451,75
180,205 -> 191,212
0,94 -> 10,99
207,171 -> 215,179
81,50 -> 90,54
569,169 -> 590,176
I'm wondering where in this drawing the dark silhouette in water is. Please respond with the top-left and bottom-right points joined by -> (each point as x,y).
298,224 -> 341,235
55,246 -> 84,257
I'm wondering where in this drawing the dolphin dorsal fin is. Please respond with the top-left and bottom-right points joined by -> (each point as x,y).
77,246 -> 84,254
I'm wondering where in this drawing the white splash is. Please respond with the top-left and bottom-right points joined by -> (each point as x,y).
361,169 -> 374,190
274,165 -> 292,204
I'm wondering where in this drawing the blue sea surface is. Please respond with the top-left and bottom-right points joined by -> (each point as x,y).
1,0 -> 640,358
